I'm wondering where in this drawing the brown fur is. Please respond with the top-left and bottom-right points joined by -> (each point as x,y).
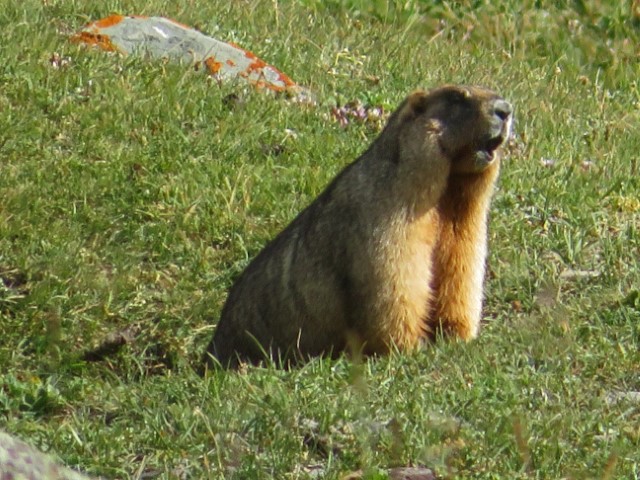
203,85 -> 512,368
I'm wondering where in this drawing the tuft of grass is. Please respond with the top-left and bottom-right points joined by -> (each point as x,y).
1,0 -> 639,478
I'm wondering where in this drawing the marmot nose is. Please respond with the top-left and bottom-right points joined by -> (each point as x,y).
492,99 -> 512,121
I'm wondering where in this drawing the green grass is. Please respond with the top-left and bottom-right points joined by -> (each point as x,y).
1,0 -> 639,478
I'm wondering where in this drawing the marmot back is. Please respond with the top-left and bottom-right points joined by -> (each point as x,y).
203,85 -> 512,368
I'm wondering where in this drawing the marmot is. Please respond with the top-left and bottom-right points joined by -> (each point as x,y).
203,85 -> 512,368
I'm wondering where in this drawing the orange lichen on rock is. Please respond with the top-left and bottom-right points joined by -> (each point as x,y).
273,70 -> 296,88
70,14 -> 127,52
247,57 -> 268,71
92,14 -> 127,29
70,31 -> 119,52
205,57 -> 224,75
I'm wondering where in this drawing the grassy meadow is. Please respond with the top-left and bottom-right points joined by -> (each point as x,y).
1,0 -> 639,478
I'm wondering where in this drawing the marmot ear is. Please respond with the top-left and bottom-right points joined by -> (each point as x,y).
406,90 -> 430,115
396,90 -> 430,124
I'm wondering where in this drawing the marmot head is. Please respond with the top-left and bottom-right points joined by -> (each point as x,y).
403,85 -> 512,174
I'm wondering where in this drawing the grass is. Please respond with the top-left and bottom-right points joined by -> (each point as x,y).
0,0 -> 639,478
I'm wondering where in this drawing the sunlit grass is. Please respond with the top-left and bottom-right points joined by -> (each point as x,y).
1,0 -> 638,478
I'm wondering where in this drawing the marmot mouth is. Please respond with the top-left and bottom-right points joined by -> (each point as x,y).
482,135 -> 505,154
473,134 -> 505,167
440,133 -> 506,166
